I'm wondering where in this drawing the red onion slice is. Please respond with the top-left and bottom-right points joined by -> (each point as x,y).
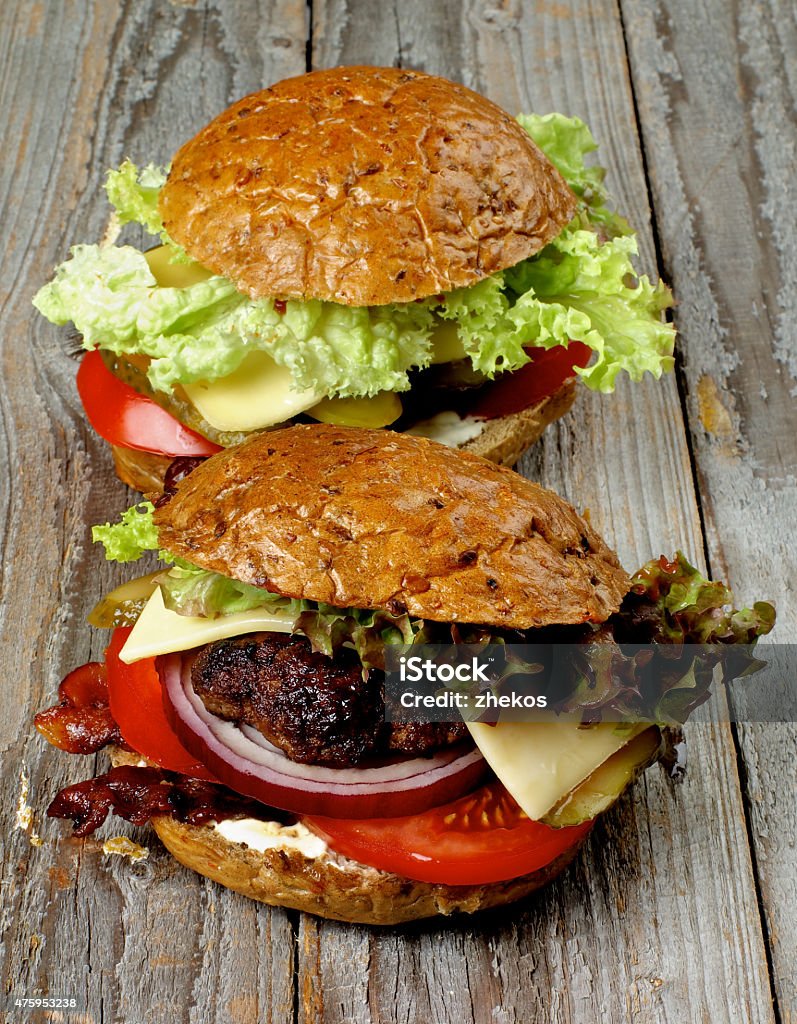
158,652 -> 487,819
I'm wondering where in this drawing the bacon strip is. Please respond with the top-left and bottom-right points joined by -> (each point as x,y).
35,662 -> 123,754
47,765 -> 274,837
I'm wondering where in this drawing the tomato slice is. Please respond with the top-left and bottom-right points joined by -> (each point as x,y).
305,781 -> 593,885
77,351 -> 222,457
469,342 -> 592,420
105,628 -> 217,780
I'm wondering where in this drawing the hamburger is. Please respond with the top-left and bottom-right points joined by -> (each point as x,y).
34,426 -> 773,925
33,66 -> 675,493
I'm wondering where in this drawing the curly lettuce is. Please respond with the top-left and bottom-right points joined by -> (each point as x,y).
157,560 -> 299,618
504,229 -> 675,390
105,160 -> 168,237
295,606 -> 417,669
618,552 -> 776,645
547,554 -> 775,724
92,502 -> 159,563
518,113 -> 630,235
34,115 -> 675,399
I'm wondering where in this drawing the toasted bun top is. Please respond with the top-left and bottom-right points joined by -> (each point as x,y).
154,425 -> 628,629
158,66 -> 576,306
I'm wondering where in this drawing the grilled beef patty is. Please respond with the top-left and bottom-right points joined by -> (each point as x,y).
190,632 -> 466,768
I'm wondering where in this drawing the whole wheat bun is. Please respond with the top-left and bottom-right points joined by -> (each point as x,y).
111,444 -> 175,494
107,748 -> 582,925
159,66 -> 576,306
152,815 -> 582,926
154,423 -> 628,629
110,379 -> 577,493
462,377 -> 577,466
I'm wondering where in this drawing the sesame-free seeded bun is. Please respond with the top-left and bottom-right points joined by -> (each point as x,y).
154,424 -> 629,629
159,66 -> 576,306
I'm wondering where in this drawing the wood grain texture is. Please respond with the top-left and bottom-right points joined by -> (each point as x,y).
0,2 -> 306,1022
620,1 -> 797,1018
308,2 -> 778,1021
0,0 -> 791,1022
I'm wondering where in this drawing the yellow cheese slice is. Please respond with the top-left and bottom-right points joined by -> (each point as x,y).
145,245 -> 213,288
429,319 -> 467,364
120,586 -> 296,664
466,719 -> 650,821
182,351 -> 324,432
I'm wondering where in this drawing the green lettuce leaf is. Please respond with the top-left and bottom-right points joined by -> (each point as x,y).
437,276 -> 523,377
105,160 -> 168,237
436,231 -> 675,388
157,564 -> 417,666
504,228 -> 675,391
518,112 -> 630,235
33,242 -> 435,397
618,552 -> 776,645
295,606 -> 418,670
32,244 -> 159,341
157,560 -> 300,619
546,553 -> 775,724
92,502 -> 159,563
262,299 -> 435,398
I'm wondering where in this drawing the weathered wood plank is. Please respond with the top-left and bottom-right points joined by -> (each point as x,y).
0,2 -> 306,1022
621,1 -> 797,1018
1,1 -> 788,1023
304,1 -> 776,1022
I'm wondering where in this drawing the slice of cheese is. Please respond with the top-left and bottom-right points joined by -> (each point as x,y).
182,351 -> 324,432
429,319 -> 467,364
145,245 -> 214,288
119,586 -> 296,664
466,720 -> 649,821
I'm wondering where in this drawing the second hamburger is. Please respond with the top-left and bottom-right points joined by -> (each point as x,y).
33,66 -> 675,491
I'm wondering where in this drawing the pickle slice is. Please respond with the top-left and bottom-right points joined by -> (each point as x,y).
308,392 -> 403,428
542,726 -> 662,827
88,571 -> 162,629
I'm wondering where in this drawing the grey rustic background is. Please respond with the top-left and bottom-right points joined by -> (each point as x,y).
1,1 -> 795,1022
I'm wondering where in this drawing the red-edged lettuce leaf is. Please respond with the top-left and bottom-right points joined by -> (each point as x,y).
615,552 -> 775,644
294,606 -> 417,670
548,553 -> 775,724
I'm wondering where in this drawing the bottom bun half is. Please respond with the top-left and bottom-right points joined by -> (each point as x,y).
111,445 -> 175,494
110,380 -> 577,494
109,748 -> 583,925
152,816 -> 583,926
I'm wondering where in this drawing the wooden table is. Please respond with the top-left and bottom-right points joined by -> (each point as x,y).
1,2 -> 794,1021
